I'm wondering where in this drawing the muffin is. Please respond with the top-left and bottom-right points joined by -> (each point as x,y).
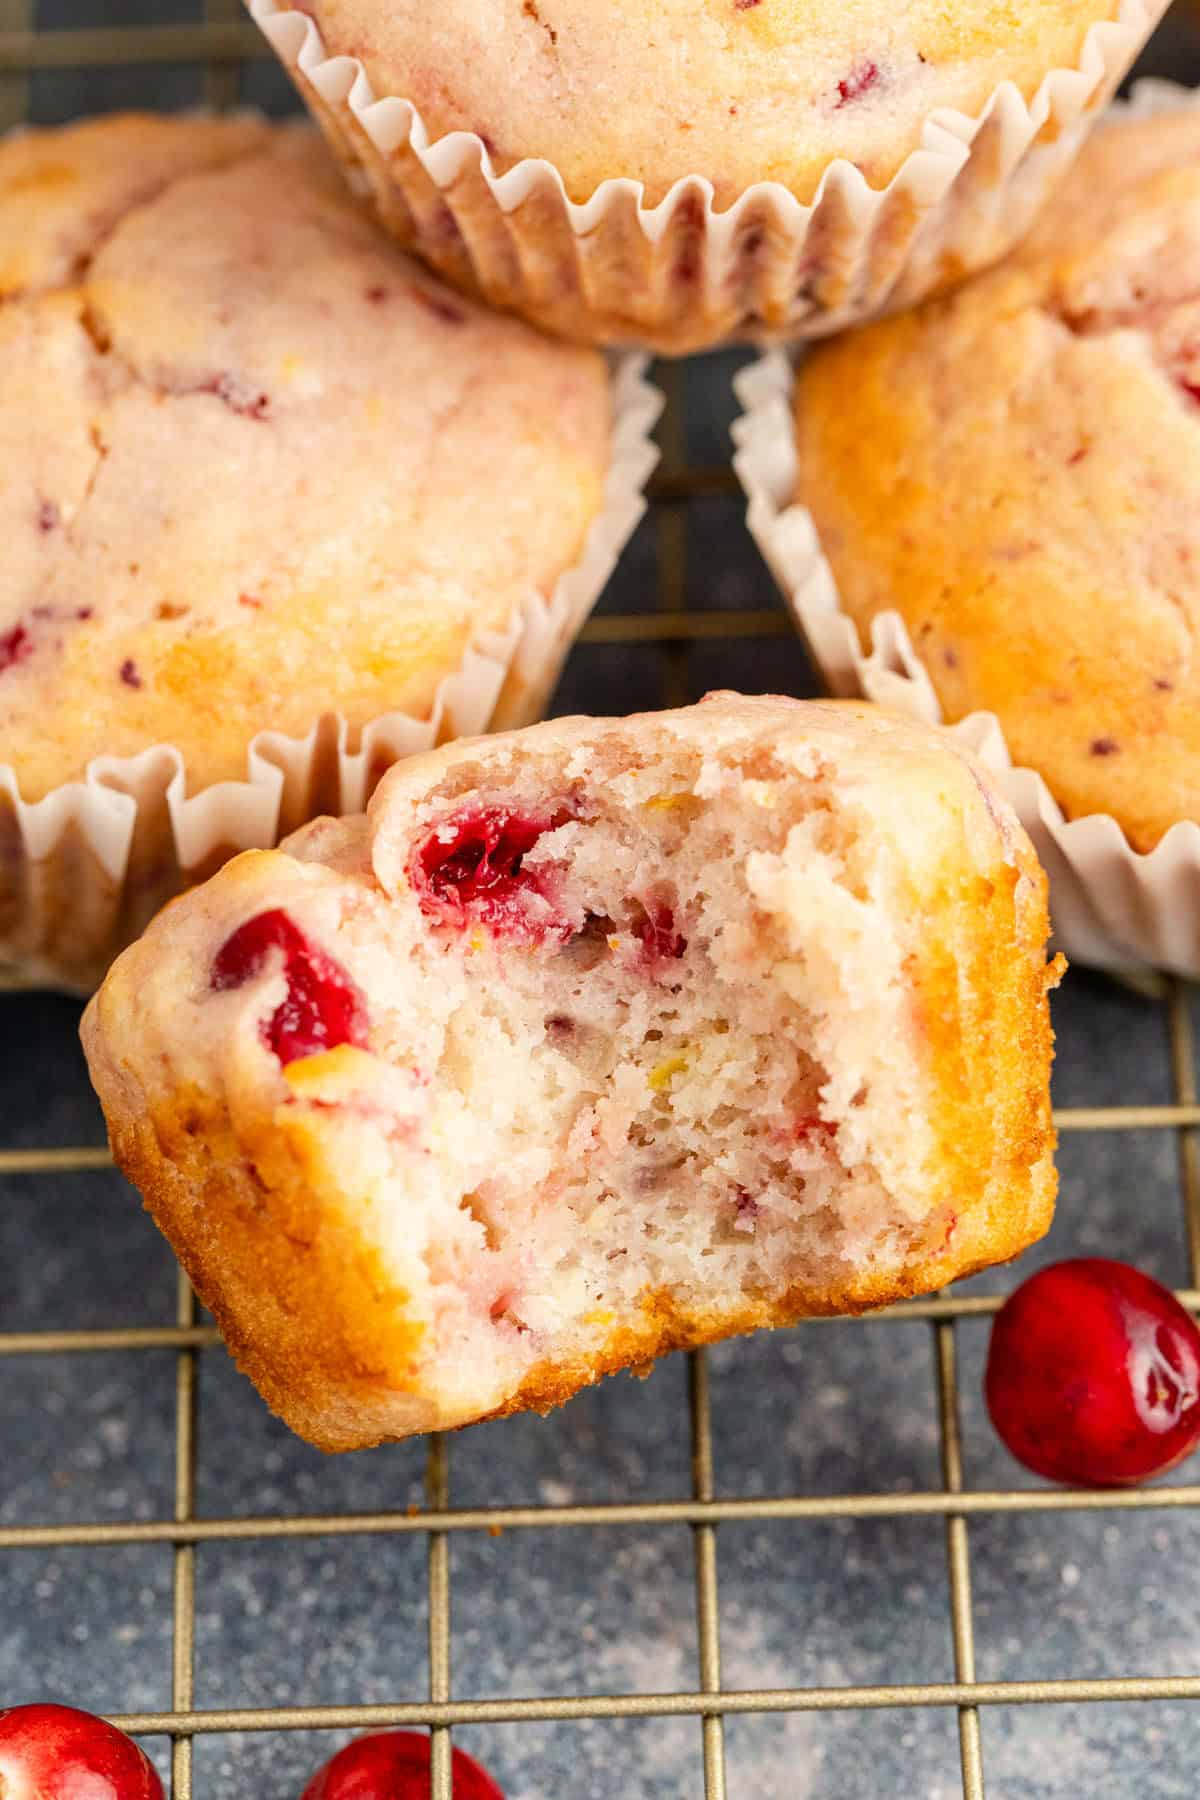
252,0 -> 1163,351
0,112 -> 651,989
788,103 -> 1200,855
83,695 -> 1061,1450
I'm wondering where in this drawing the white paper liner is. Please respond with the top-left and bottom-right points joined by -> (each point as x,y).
248,0 -> 1164,355
732,81 -> 1200,974
1,352 -> 661,994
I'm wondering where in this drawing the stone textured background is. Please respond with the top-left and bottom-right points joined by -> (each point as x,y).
3,7 -> 1200,1796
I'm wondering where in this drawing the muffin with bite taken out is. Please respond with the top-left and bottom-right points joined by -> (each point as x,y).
83,695 -> 1062,1449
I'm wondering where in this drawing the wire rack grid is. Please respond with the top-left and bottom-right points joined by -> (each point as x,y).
2,10 -> 1200,1800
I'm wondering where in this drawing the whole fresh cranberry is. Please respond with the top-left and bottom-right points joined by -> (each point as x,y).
300,1730 -> 504,1799
0,1704 -> 163,1798
985,1258 -> 1200,1487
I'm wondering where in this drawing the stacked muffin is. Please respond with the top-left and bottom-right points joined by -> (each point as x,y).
255,0 -> 1164,350
737,88 -> 1200,972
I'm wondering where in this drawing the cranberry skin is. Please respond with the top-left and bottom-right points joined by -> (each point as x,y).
792,1114 -> 836,1145
411,805 -> 572,941
985,1258 -> 1200,1487
0,1704 -> 163,1799
212,908 -> 368,1066
836,59 -> 880,106
633,901 -> 686,968
300,1730 -> 504,1800
0,623 -> 31,674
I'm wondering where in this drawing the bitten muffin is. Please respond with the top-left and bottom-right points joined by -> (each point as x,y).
0,111 -> 612,804
792,105 -> 1200,853
299,0 -> 1124,207
83,695 -> 1061,1451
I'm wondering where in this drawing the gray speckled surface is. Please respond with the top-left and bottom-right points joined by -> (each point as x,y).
9,989 -> 1200,1800
5,9 -> 1200,1797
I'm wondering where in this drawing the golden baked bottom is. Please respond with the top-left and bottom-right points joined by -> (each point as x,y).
83,697 -> 1060,1450
793,106 -> 1200,853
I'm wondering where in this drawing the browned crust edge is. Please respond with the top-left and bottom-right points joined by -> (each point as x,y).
82,733 -> 1061,1455
91,1056 -> 1056,1455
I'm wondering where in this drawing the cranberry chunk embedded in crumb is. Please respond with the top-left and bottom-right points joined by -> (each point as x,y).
410,286 -> 467,326
836,60 -> 881,106
212,908 -> 368,1065
411,803 -> 574,941
204,372 -> 270,420
0,623 -> 31,673
634,900 -> 687,968
734,1187 -> 759,1229
793,1114 -> 837,1145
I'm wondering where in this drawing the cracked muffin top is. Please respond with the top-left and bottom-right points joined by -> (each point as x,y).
791,105 -> 1200,853
0,112 -> 611,802
300,0 -> 1123,207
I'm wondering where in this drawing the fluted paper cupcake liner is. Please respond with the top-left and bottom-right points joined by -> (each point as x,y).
249,0 -> 1164,355
0,353 -> 660,994
732,78 -> 1200,979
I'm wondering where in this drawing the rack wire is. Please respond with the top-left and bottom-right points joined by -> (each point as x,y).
1,11 -> 1199,1799
7,987 -> 1200,1800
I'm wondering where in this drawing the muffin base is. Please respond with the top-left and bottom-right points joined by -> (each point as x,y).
1,353 -> 660,993
732,90 -> 1200,979
249,0 -> 1163,354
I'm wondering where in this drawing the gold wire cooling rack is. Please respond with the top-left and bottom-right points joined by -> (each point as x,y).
3,10 -> 1200,1800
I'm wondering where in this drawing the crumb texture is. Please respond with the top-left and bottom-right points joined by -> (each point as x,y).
82,698 -> 1059,1450
306,0 -> 1120,205
0,113 -> 610,800
793,107 -> 1200,851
